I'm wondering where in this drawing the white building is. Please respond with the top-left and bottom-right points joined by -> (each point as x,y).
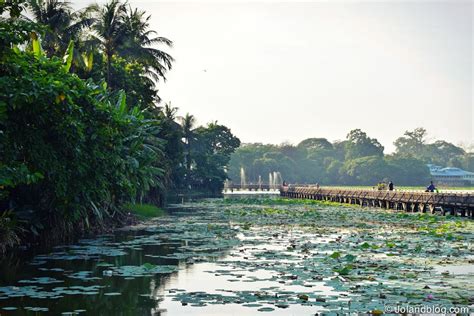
427,164 -> 474,186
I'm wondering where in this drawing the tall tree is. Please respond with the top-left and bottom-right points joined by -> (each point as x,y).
340,156 -> 388,185
180,113 -> 196,182
90,0 -> 127,86
90,1 -> 173,88
425,140 -> 465,166
394,127 -> 427,157
297,138 -> 333,151
345,129 -> 384,160
120,6 -> 173,82
385,155 -> 430,185
26,0 -> 94,57
192,123 -> 241,192
157,103 -> 184,189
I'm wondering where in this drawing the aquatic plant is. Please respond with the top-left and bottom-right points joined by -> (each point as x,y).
122,203 -> 164,218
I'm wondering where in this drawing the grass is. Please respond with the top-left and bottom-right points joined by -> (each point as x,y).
122,203 -> 164,218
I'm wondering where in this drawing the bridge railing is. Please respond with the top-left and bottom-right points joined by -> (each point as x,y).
282,186 -> 474,207
284,185 -> 474,194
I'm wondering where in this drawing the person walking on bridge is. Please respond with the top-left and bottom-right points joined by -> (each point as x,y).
388,181 -> 394,191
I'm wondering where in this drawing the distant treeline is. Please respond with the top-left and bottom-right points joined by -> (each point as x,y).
228,128 -> 474,186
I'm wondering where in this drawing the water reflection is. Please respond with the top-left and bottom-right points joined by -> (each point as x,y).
2,200 -> 472,315
0,204 -> 244,315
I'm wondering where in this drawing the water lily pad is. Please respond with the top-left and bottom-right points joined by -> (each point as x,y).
243,303 -> 263,307
111,264 -> 178,277
25,307 -> 49,312
19,277 -> 63,284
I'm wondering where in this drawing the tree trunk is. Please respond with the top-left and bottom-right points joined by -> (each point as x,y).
106,51 -> 112,88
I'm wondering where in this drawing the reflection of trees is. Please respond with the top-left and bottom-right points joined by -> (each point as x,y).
0,253 -> 23,283
0,233 -> 181,314
1,215 -> 238,315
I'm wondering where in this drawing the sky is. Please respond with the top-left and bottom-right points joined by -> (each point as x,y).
77,0 -> 473,153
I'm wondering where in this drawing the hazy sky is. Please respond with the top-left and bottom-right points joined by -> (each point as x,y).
77,0 -> 473,152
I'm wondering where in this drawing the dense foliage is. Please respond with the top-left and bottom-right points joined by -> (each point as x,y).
228,128 -> 471,186
0,0 -> 240,252
1,51 -> 162,239
190,123 -> 241,193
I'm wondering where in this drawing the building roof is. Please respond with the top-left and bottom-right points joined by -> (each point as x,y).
427,164 -> 474,177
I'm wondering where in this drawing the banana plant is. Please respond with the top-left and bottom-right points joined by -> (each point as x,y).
29,33 -> 75,72
30,31 -> 43,59
116,90 -> 127,115
63,40 -> 74,72
81,51 -> 94,73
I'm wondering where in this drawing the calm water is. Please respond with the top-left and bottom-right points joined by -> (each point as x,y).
1,199 -> 473,315
0,201 -> 333,315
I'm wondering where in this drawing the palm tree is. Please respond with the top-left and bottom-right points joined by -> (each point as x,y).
180,113 -> 196,174
163,102 -> 178,121
90,0 -> 127,86
90,0 -> 173,88
120,6 -> 174,82
26,0 -> 94,57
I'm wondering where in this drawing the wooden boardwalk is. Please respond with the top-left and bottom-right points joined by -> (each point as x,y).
280,186 -> 474,217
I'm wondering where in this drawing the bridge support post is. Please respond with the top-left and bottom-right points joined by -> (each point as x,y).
429,204 -> 435,214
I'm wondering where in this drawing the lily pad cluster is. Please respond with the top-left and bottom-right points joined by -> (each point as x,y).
166,199 -> 474,313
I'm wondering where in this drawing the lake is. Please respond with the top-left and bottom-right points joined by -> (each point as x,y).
1,198 -> 473,315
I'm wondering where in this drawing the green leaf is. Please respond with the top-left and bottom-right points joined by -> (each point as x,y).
30,32 -> 43,59
329,251 -> 341,259
63,40 -> 74,72
334,264 -> 353,275
343,254 -> 356,262
116,91 -> 127,114
82,51 -> 94,72
33,172 -> 44,180
142,263 -> 155,270
12,45 -> 20,54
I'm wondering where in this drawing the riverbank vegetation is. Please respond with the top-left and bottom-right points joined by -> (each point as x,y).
229,128 -> 473,186
0,1 -> 240,252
